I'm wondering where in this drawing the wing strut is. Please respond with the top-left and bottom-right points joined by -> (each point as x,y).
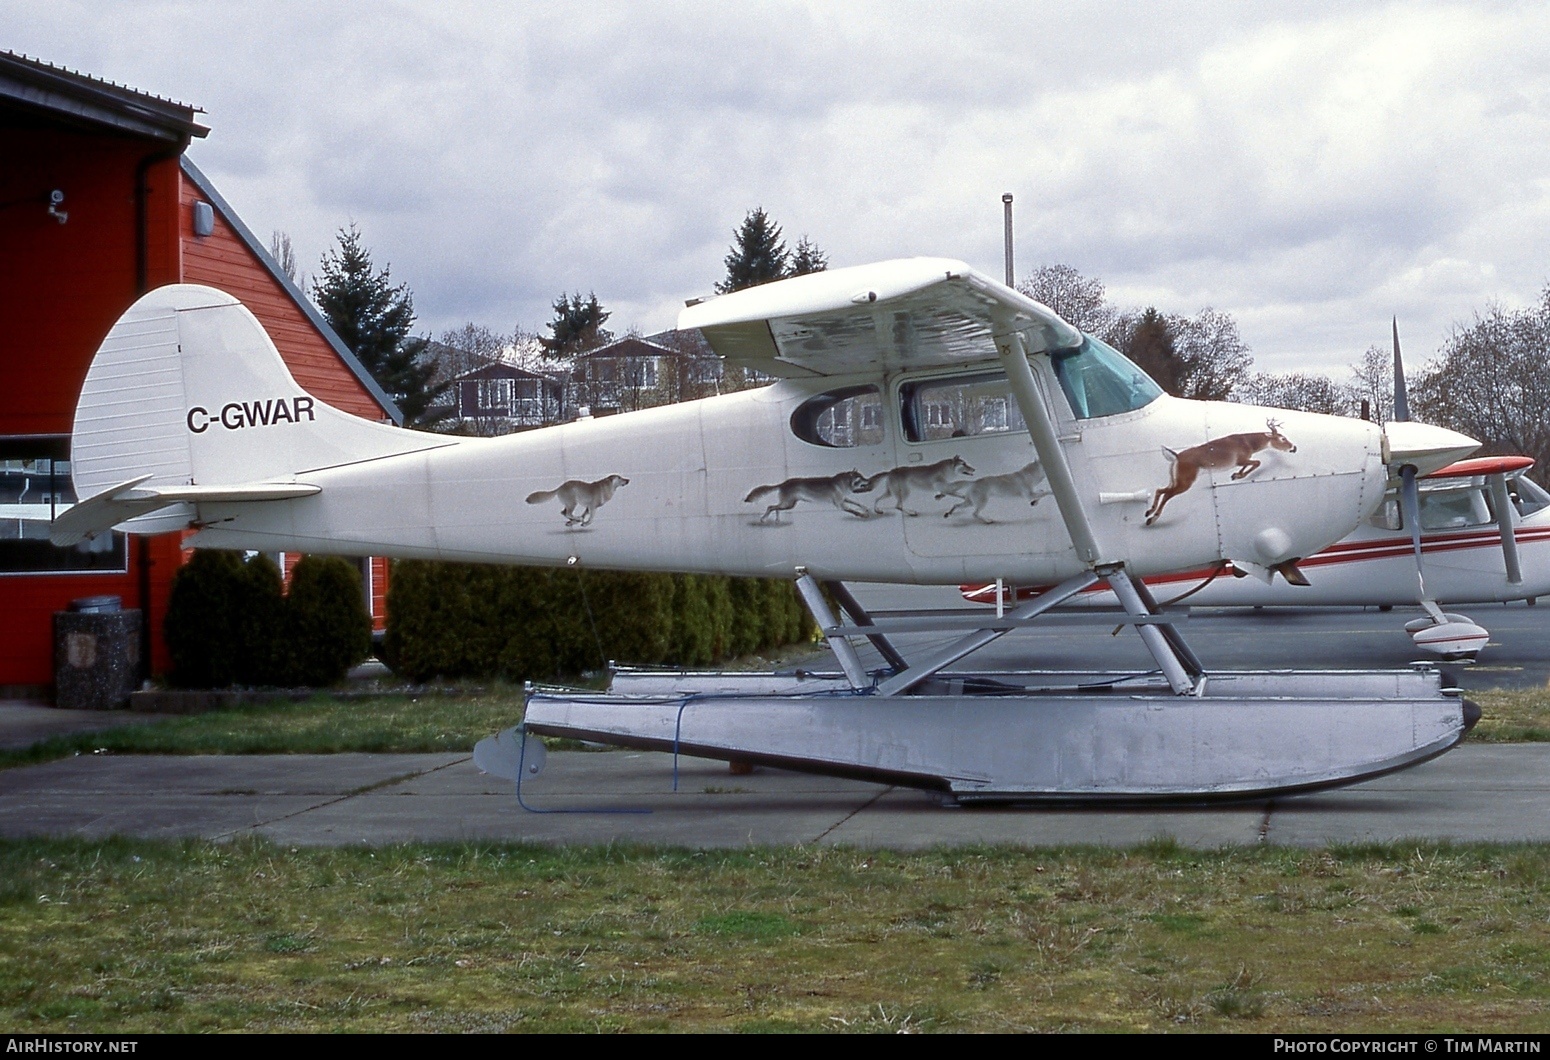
994,328 -> 1103,565
992,325 -> 1202,694
1487,472 -> 1524,584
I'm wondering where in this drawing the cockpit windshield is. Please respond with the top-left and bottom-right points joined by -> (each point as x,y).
1050,335 -> 1163,419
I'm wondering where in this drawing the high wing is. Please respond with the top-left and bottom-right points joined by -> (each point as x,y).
679,257 -> 1082,377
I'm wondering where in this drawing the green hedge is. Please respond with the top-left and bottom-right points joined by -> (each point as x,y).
165,552 -> 371,688
382,562 -> 817,683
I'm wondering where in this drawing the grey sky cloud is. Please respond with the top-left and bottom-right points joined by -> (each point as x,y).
8,0 -> 1550,375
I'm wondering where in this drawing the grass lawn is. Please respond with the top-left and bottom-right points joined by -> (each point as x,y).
0,688 -> 535,771
1465,688 -> 1550,741
3,838 -> 1549,1032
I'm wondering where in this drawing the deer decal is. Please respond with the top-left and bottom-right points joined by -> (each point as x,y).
1144,420 -> 1297,527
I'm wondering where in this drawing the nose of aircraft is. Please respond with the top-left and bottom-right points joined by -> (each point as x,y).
1384,421 -> 1480,476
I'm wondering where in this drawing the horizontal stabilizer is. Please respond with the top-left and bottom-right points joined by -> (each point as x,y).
51,476 -> 320,546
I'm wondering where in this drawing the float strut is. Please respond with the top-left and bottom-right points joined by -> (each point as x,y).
1103,565 -> 1201,695
871,570 -> 1101,697
821,579 -> 909,672
794,570 -> 870,690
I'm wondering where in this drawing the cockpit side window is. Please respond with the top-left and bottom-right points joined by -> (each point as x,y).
790,385 -> 885,448
1512,476 -> 1550,518
1050,335 -> 1163,419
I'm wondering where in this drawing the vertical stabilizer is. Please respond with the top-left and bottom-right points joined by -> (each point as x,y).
66,284 -> 453,537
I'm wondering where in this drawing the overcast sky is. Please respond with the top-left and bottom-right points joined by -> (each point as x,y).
9,1 -> 1550,374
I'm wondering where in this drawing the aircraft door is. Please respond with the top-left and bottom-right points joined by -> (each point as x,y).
891,368 -> 1066,579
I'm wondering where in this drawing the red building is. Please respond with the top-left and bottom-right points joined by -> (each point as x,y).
0,52 -> 399,694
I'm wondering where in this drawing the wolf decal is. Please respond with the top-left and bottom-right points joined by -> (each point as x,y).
864,456 -> 975,516
937,461 -> 1049,523
526,474 -> 630,527
744,470 -> 874,523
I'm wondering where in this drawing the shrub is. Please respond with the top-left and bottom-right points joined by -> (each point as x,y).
670,574 -> 715,667
164,550 -> 247,688
282,556 -> 372,686
234,553 -> 286,686
383,563 -> 815,683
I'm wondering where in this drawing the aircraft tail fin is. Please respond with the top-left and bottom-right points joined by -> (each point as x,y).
59,284 -> 451,543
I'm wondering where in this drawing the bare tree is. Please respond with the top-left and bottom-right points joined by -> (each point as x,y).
1168,307 -> 1253,402
433,323 -> 508,386
1411,290 -> 1550,483
269,229 -> 306,292
1235,372 -> 1351,415
1017,263 -> 1115,336
1346,344 -> 1394,423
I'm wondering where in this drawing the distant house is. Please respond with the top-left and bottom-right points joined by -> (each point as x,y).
568,334 -> 726,414
442,361 -> 565,433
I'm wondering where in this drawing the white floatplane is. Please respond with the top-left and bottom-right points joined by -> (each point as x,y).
57,261 -> 1484,801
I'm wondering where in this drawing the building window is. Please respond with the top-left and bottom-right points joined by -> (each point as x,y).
625,359 -> 658,388
477,378 -> 514,411
0,437 -> 127,574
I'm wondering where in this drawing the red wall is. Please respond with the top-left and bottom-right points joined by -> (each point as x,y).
180,176 -> 387,420
1,123 -> 393,690
0,130 -> 184,687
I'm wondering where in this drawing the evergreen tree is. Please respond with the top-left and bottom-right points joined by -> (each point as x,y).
1117,308 -> 1181,396
540,292 -> 612,359
717,208 -> 790,293
313,224 -> 445,425
789,235 -> 829,276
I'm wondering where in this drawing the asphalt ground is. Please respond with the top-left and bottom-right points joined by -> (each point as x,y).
2,596 -> 1548,848
2,745 -> 1549,850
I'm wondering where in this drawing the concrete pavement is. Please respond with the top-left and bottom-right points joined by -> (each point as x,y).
0,699 -> 169,750
3,744 -> 1548,848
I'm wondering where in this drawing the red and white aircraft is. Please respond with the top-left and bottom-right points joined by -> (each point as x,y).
964,454 -> 1547,658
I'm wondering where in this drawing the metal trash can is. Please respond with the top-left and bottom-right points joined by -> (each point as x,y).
54,596 -> 142,710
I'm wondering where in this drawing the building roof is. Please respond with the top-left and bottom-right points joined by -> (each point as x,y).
0,51 -> 209,142
575,336 -> 679,360
452,361 -> 563,383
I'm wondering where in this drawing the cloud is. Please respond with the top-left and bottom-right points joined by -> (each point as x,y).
7,0 -> 1550,372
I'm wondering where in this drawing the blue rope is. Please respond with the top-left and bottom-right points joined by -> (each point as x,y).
513,724 -> 651,815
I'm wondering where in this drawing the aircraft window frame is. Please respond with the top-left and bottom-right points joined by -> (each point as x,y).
898,371 -> 1028,444
1372,484 -> 1500,533
1049,335 -> 1163,420
789,385 -> 886,449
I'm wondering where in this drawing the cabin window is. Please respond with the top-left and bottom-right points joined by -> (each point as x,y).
1369,498 -> 1402,531
1419,487 -> 1492,531
900,373 -> 1026,443
1050,335 -> 1163,419
1512,476 -> 1550,518
1371,485 -> 1499,532
790,386 -> 885,448
0,437 -> 127,575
